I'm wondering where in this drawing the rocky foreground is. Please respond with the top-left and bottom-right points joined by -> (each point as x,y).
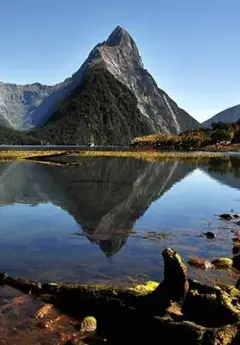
1,247 -> 240,344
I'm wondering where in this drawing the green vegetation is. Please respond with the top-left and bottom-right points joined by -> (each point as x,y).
0,150 -> 66,162
133,120 -> 240,150
0,126 -> 40,145
33,66 -> 151,145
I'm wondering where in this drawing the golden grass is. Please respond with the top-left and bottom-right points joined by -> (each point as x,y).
0,149 -> 225,163
74,150 -> 223,161
0,150 -> 66,160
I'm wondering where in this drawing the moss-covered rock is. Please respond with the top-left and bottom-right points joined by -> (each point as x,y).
80,316 -> 97,333
212,258 -> 233,269
128,281 -> 159,294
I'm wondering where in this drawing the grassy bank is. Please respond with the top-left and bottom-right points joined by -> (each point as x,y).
133,121 -> 240,151
0,150 -> 67,161
0,149 -> 226,165
71,150 -> 224,161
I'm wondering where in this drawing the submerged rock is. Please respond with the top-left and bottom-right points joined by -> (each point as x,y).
203,232 -> 216,239
232,229 -> 240,236
219,214 -> 234,221
212,258 -> 233,269
35,303 -> 54,319
188,257 -> 212,269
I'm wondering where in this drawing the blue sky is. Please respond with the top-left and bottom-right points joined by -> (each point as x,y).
0,0 -> 239,122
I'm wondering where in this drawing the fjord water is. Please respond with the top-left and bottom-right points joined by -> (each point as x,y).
0,156 -> 240,285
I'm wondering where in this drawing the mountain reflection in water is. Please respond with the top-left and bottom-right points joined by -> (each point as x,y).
0,155 -> 240,284
0,158 -> 194,256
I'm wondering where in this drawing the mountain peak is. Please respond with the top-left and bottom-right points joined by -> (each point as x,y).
106,26 -> 134,47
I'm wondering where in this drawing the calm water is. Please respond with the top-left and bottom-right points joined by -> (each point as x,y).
0,156 -> 240,285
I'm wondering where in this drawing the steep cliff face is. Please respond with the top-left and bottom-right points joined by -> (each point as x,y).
35,68 -> 152,145
202,105 -> 240,128
0,26 -> 199,143
86,26 -> 198,134
38,26 -> 199,143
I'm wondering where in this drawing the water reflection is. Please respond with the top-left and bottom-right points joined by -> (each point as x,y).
0,156 -> 240,283
0,158 -> 194,256
200,156 -> 240,189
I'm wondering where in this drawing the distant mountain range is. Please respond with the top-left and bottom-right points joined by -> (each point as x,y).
0,26 -> 199,145
202,105 -> 240,128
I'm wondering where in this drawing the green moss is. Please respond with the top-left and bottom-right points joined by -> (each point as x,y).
211,258 -> 233,269
128,280 -> 159,294
80,316 -> 97,333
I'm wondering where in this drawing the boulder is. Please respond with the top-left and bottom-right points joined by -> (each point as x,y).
162,247 -> 189,302
188,257 -> 212,269
212,258 -> 233,269
219,214 -> 234,221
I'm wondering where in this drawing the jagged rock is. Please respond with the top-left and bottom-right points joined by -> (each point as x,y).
162,247 -> 189,302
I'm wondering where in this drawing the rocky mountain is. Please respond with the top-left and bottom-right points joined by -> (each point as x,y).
0,82 -> 56,129
0,26 -> 199,144
202,105 -> 240,128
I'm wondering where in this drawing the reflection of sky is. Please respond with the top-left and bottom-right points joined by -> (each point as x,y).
136,169 -> 240,232
0,203 -> 79,242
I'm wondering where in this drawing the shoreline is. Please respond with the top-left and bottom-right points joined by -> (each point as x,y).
0,148 -> 233,164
